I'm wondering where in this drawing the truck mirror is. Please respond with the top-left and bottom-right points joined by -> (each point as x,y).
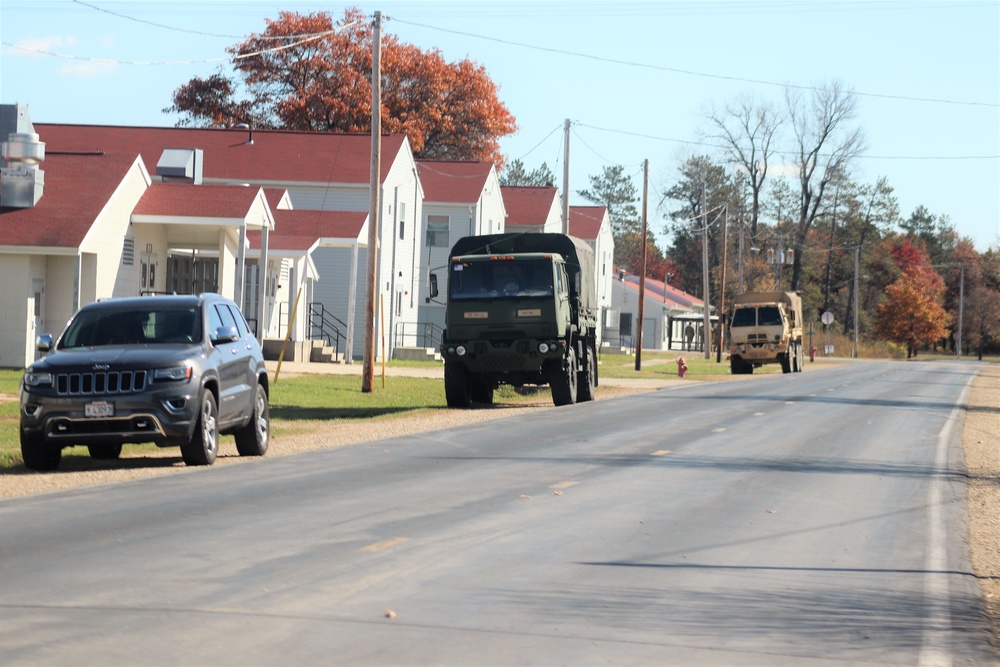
428,273 -> 439,299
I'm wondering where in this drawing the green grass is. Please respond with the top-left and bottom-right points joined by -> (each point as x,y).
0,369 -> 542,471
597,350 -> 784,380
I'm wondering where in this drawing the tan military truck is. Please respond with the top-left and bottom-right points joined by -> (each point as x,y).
728,291 -> 804,374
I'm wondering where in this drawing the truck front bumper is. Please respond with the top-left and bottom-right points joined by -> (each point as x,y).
442,338 -> 566,374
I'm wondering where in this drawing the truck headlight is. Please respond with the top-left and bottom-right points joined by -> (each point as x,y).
538,342 -> 550,353
456,345 -> 467,356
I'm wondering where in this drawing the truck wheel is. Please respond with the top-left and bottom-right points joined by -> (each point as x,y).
235,383 -> 270,457
795,343 -> 804,372
781,352 -> 792,374
730,356 -> 749,375
550,348 -> 578,407
181,391 -> 219,466
88,444 -> 122,460
577,346 -> 596,402
444,362 -> 472,408
471,377 -> 494,405
20,430 -> 61,471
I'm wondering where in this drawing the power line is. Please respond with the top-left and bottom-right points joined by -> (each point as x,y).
574,123 -> 1000,161
391,17 -> 998,109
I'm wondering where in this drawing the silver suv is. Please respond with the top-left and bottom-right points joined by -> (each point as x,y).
19,294 -> 270,471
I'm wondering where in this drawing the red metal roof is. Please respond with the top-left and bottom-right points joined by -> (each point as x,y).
416,160 -> 493,203
133,183 -> 263,219
248,210 -> 367,250
0,152 -> 140,248
569,206 -> 606,240
500,186 -> 558,226
36,124 -> 408,184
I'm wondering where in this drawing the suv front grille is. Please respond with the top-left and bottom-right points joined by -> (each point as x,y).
55,370 -> 148,396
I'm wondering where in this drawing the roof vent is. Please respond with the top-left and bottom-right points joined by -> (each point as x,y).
0,104 -> 44,208
1,132 -> 45,208
156,148 -> 203,184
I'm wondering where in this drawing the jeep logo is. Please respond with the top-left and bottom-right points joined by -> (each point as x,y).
93,364 -> 110,370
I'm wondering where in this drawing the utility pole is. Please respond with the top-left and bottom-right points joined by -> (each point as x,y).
701,184 -> 711,360
717,204 -> 727,363
853,245 -> 860,358
635,159 -> 648,370
561,119 -> 570,235
362,11 -> 382,393
958,263 -> 965,359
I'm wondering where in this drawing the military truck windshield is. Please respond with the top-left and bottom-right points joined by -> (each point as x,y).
758,306 -> 783,326
449,259 -> 554,300
731,307 -> 756,327
59,306 -> 203,348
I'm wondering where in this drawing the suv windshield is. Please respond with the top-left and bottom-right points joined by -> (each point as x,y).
449,259 -> 554,300
59,306 -> 202,348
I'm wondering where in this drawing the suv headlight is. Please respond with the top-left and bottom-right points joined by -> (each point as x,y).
22,371 -> 52,388
153,365 -> 193,382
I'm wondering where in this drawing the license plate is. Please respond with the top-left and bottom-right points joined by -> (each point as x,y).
85,401 -> 114,418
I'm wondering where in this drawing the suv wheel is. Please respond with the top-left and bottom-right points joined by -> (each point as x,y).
88,444 -> 123,460
20,430 -> 61,472
181,391 -> 219,466
235,383 -> 270,457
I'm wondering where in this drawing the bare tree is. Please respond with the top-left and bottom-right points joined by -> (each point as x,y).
786,80 -> 866,289
706,92 -> 782,241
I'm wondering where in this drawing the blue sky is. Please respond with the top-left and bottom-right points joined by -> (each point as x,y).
2,0 -> 998,251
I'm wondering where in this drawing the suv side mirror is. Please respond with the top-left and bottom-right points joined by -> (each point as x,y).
35,333 -> 53,353
428,273 -> 439,299
211,326 -> 240,344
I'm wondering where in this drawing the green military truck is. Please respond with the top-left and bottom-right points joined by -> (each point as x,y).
728,290 -> 805,375
435,233 -> 599,408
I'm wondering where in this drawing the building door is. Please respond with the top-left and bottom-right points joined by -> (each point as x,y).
31,278 -> 44,343
642,317 -> 658,351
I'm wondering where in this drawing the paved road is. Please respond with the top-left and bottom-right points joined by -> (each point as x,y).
0,360 -> 992,665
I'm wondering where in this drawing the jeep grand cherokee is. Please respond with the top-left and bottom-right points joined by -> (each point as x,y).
19,294 -> 270,471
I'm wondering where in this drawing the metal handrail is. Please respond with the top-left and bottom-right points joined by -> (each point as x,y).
307,303 -> 346,359
393,321 -> 444,350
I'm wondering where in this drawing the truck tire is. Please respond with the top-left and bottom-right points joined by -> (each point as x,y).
235,383 -> 270,457
550,348 -> 578,407
781,351 -> 792,374
181,391 -> 219,466
577,346 -> 596,403
444,362 -> 472,408
730,355 -> 751,375
471,377 -> 494,405
21,430 -> 61,471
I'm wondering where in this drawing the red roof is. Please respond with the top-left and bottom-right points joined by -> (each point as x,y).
416,160 -> 493,203
36,124 -> 407,184
0,152 -> 140,248
133,183 -> 264,219
500,186 -> 559,226
569,206 -> 606,240
248,210 -> 366,251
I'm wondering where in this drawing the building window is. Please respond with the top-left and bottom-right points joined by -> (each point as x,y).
399,202 -> 406,240
426,214 -> 449,247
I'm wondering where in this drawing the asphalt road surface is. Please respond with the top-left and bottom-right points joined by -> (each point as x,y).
1,360 -> 993,666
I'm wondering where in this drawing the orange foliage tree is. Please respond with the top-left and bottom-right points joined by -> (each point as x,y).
873,266 -> 950,358
166,8 -> 517,165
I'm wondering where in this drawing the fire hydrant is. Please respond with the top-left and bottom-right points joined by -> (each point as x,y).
810,345 -> 817,363
676,356 -> 688,378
